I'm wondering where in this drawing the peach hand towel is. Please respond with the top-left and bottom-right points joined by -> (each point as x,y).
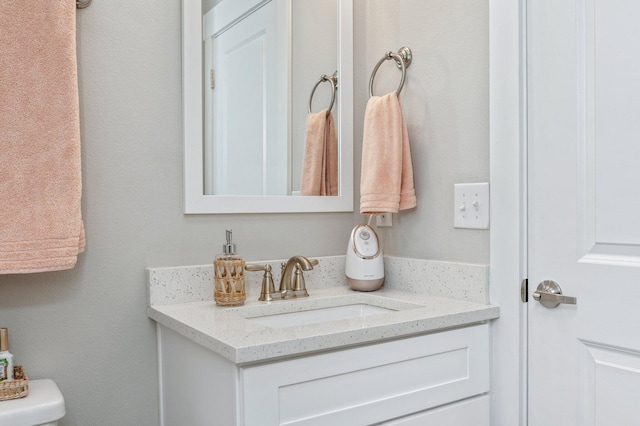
300,110 -> 338,196
0,0 -> 85,274
360,92 -> 416,213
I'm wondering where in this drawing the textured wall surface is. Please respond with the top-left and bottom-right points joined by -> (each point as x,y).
354,0 -> 489,263
0,1 -> 487,424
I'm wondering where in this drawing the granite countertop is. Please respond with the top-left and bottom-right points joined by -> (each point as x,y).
148,286 -> 499,365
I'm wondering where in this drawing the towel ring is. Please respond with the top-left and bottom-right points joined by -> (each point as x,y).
369,47 -> 413,98
76,0 -> 92,8
308,72 -> 338,116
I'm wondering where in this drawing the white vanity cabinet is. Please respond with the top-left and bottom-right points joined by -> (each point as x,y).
157,323 -> 490,426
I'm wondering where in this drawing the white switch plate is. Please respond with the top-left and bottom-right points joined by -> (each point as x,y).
376,213 -> 392,227
454,183 -> 490,229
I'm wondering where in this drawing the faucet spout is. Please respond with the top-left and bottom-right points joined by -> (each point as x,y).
279,256 -> 317,298
288,255 -> 315,271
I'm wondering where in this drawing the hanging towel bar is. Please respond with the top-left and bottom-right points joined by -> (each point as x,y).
76,0 -> 92,9
368,46 -> 412,98
308,72 -> 338,116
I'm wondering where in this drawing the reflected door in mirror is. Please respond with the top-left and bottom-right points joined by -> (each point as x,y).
204,1 -> 288,195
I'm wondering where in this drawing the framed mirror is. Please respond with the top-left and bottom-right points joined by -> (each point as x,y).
183,0 -> 353,213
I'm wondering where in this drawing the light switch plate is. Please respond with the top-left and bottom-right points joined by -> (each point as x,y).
454,183 -> 490,229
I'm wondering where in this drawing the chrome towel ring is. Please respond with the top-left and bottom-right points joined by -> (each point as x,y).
368,46 -> 413,98
308,72 -> 338,116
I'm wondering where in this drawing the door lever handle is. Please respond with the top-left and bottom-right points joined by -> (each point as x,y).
532,291 -> 576,306
532,280 -> 577,309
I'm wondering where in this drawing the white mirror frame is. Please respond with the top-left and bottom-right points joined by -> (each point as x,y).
183,0 -> 354,214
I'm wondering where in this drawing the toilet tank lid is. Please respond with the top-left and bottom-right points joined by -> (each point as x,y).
0,379 -> 65,426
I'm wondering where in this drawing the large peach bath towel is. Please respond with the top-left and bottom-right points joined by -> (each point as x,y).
301,110 -> 338,196
360,92 -> 416,213
0,0 -> 85,274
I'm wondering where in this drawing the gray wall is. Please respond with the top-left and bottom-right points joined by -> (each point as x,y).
0,1 -> 487,424
355,0 -> 489,262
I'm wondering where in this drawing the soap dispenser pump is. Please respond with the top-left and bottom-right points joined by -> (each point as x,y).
214,230 -> 246,306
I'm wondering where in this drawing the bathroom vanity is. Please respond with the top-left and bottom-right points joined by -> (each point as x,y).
157,321 -> 490,425
148,259 -> 498,426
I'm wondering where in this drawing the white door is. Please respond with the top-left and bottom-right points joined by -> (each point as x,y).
203,0 -> 288,195
528,1 -> 640,425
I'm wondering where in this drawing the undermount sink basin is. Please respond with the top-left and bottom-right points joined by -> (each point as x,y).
248,304 -> 396,328
230,293 -> 424,330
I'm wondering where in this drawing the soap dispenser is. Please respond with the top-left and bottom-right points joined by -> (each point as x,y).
0,328 -> 14,381
214,230 -> 246,306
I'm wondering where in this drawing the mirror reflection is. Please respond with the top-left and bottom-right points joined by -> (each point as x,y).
183,0 -> 352,213
202,0 -> 338,196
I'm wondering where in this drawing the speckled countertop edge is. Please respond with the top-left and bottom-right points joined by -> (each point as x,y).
148,286 -> 499,364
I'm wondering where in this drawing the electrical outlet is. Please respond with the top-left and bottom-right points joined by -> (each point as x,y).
454,183 -> 490,229
376,213 -> 392,227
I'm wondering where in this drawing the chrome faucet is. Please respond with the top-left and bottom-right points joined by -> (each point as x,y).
279,256 -> 318,299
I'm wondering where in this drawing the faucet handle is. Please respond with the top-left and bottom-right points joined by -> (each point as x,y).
246,264 -> 267,272
246,264 -> 280,302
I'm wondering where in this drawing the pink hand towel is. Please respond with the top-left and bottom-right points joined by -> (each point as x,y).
360,92 -> 416,214
300,110 -> 338,196
0,0 -> 85,274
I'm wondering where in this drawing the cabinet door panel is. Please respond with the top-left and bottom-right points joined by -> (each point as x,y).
241,324 -> 489,425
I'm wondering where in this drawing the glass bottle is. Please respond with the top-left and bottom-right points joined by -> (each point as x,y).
214,230 -> 246,306
0,328 -> 14,382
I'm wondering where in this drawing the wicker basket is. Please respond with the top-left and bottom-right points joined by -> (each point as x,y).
0,366 -> 29,401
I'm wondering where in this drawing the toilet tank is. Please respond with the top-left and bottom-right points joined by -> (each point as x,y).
0,379 -> 65,426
